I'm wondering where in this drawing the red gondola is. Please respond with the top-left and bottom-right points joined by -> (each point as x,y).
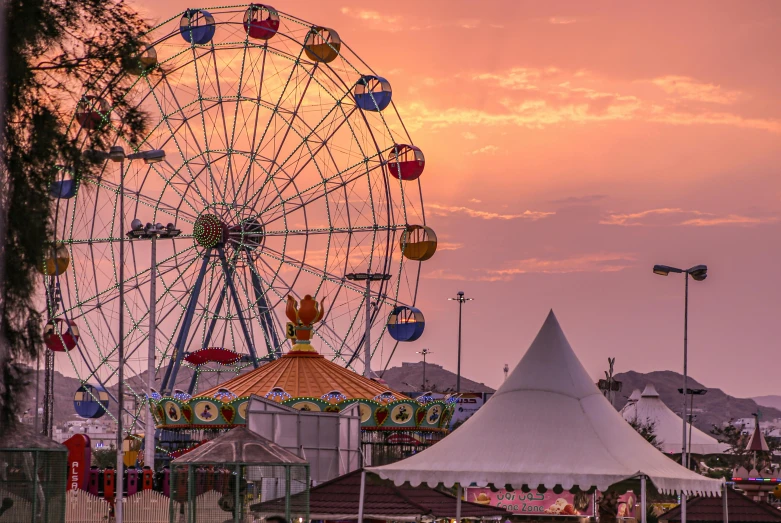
387,144 -> 425,181
243,4 -> 280,40
44,318 -> 79,352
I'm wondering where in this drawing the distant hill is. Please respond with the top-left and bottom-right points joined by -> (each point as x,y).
379,361 -> 495,394
614,370 -> 781,434
754,395 -> 781,412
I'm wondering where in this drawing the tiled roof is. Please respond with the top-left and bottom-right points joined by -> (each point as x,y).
201,352 -> 410,402
250,469 -> 510,520
660,488 -> 781,523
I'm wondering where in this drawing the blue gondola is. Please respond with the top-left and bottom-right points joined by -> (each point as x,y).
387,306 -> 425,342
49,170 -> 78,199
354,76 -> 392,111
180,9 -> 216,45
74,384 -> 110,419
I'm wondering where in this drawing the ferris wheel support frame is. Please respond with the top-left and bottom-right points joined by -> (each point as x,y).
160,243 -> 272,395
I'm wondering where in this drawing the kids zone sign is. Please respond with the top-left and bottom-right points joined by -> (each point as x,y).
465,488 -> 636,517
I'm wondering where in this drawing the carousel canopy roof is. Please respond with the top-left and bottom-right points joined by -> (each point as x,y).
369,310 -> 724,496
621,384 -> 729,455
251,469 -> 510,521
172,426 -> 306,465
201,350 -> 410,402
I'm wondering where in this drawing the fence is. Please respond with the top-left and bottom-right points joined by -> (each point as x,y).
170,463 -> 309,523
0,449 -> 68,523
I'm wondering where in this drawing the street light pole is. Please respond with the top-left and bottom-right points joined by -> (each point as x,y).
653,263 -> 707,523
448,291 -> 473,393
416,348 -> 432,391
85,146 -> 166,523
346,271 -> 391,377
127,220 -> 180,472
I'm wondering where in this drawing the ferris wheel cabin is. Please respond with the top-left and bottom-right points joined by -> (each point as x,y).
243,4 -> 280,40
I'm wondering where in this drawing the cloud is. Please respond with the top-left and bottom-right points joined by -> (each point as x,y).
427,203 -> 554,221
549,194 -> 607,205
436,242 -> 464,251
471,145 -> 499,155
468,198 -> 482,203
549,16 -> 577,25
462,131 -> 478,140
423,253 -> 636,282
601,208 -> 777,227
340,7 -> 405,31
652,76 -> 742,105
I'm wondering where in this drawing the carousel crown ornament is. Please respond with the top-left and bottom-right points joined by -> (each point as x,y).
286,294 -> 326,352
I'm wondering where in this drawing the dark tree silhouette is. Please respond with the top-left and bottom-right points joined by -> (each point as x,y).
0,0 -> 152,434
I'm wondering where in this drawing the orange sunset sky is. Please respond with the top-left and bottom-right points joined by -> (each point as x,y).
131,0 -> 781,398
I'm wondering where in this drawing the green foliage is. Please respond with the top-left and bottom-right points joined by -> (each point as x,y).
0,0 -> 151,434
627,417 -> 664,452
92,446 -> 117,469
710,422 -> 780,470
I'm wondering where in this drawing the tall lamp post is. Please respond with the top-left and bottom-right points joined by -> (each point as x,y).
416,348 -> 432,391
85,146 -> 166,523
127,219 -> 179,471
653,263 -> 707,523
346,271 -> 391,377
448,291 -> 473,393
678,387 -> 707,467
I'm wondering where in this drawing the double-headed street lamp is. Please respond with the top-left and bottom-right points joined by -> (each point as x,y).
416,348 -> 432,391
346,271 -> 391,378
448,291 -> 473,393
653,263 -> 707,523
127,220 -> 180,472
85,146 -> 165,523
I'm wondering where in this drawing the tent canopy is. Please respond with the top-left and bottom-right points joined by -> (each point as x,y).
621,384 -> 729,455
251,469 -> 510,521
660,488 -> 781,523
369,311 -> 723,496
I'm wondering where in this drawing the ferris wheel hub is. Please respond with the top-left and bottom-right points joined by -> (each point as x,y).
194,209 -> 265,251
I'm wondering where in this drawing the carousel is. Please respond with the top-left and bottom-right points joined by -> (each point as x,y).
150,295 -> 454,465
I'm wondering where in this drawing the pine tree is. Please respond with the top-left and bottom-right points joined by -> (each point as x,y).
0,0 -> 152,435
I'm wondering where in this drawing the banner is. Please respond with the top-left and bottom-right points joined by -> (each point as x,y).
63,434 -> 91,491
466,488 -> 594,516
466,488 -> 636,517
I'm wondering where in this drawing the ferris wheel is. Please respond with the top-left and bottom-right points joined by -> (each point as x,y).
45,4 -> 438,429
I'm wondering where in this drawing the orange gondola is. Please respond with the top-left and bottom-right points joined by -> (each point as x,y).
304,26 -> 341,63
400,225 -> 437,261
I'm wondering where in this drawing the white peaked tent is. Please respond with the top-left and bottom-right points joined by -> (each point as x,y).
621,384 -> 729,455
369,311 -> 723,498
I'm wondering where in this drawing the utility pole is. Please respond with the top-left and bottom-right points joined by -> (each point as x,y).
448,291 -> 473,393
417,348 -> 432,390
346,271 -> 391,377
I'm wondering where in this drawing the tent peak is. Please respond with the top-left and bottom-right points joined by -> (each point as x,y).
641,384 -> 660,397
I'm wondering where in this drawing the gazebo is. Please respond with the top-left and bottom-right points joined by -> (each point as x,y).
660,488 -> 781,523
368,311 -> 725,523
169,426 -> 309,523
0,423 -> 68,523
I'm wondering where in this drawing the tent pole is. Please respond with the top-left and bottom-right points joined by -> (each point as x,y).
641,476 -> 647,523
456,484 -> 462,523
723,482 -> 728,523
358,470 -> 366,523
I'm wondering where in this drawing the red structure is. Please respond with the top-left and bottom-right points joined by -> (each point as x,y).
63,434 -> 91,491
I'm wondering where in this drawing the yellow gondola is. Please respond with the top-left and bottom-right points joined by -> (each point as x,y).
400,225 -> 437,261
39,244 -> 70,276
304,26 -> 341,63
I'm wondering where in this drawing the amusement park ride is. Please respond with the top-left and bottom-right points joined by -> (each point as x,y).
43,3 -> 446,468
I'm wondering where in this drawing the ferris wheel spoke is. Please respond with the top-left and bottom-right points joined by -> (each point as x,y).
63,243 -> 199,317
260,224 -> 407,237
222,36 -> 252,202
247,103 -> 359,213
144,72 -> 211,210
258,153 -> 387,228
233,39 -> 309,205
189,43 -> 222,205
